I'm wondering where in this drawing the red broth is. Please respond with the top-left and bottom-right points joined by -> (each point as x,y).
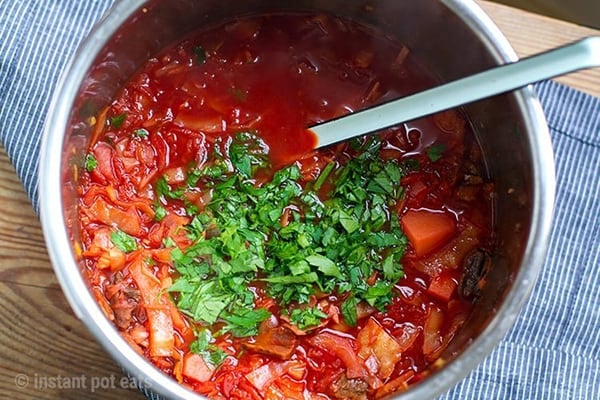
77,13 -> 494,399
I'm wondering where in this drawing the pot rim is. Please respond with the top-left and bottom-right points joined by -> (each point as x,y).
38,1 -> 555,399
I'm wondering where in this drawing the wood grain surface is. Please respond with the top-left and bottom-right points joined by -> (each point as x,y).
0,2 -> 598,399
478,1 -> 600,95
0,149 -> 145,399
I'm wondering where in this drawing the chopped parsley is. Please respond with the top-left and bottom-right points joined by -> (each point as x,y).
153,204 -> 167,221
221,308 -> 272,337
289,307 -> 328,330
341,295 -> 358,327
109,113 -> 127,129
166,135 -> 408,339
228,131 -> 269,177
313,161 -> 335,191
427,143 -> 446,162
134,128 -> 149,138
84,153 -> 98,172
110,229 -> 137,253
155,176 -> 185,200
190,329 -> 228,368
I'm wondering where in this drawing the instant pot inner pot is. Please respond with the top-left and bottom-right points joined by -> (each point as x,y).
59,0 -> 539,398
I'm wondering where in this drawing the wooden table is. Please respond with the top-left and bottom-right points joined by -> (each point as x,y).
0,2 -> 598,399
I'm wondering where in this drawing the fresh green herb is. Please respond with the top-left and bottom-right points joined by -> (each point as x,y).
289,307 -> 328,330
155,176 -> 185,200
220,308 -> 271,337
84,153 -> 98,172
168,135 -> 407,338
341,295 -> 358,327
193,46 -> 207,64
190,329 -> 228,367
364,280 -> 395,309
228,131 -> 269,177
306,254 -> 342,279
134,128 -> 149,138
262,272 -> 319,284
163,237 -> 176,248
170,279 -> 233,324
427,143 -> 446,162
184,201 -> 199,217
153,204 -> 167,221
403,158 -> 420,172
313,161 -> 335,191
110,113 -> 127,129
110,229 -> 137,253
186,168 -> 203,187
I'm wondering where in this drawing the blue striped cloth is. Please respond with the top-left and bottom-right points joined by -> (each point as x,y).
0,1 -> 598,399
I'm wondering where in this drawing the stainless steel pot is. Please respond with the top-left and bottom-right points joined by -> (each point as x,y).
39,1 -> 555,399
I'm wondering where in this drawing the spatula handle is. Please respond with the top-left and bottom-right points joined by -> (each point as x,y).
311,36 -> 600,149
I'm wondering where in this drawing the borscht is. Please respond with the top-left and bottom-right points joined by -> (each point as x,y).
77,13 -> 494,399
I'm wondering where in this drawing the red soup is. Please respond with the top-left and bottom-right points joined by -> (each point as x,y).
78,13 -> 494,400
